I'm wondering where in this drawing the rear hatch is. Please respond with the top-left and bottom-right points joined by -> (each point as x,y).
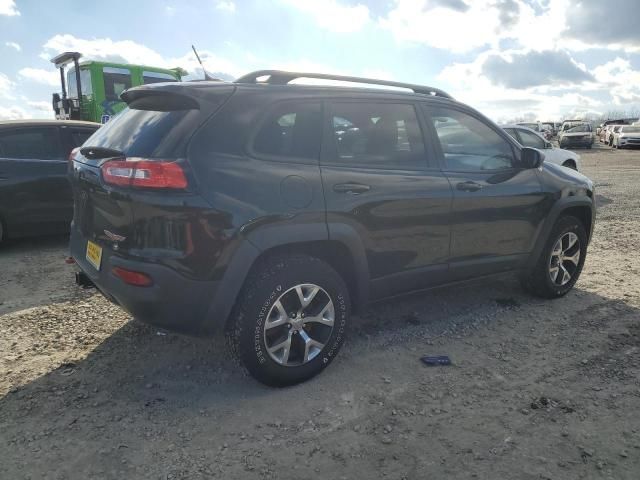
70,83 -> 235,256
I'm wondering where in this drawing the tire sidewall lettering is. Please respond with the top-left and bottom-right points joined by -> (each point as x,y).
254,285 -> 282,364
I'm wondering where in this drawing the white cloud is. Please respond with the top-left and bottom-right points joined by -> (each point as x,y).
283,0 -> 370,33
0,73 -> 15,100
0,105 -> 29,120
215,1 -> 235,12
0,0 -> 19,16
27,100 -> 53,112
5,41 -> 21,51
592,58 -> 640,104
18,68 -> 60,87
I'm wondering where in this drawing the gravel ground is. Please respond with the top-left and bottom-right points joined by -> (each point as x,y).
1,144 -> 639,480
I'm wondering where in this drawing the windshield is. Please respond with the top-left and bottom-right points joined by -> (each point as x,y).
518,123 -> 538,129
623,127 -> 640,133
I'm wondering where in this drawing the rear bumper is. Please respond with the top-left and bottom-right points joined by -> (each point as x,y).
70,226 -> 220,335
560,137 -> 593,147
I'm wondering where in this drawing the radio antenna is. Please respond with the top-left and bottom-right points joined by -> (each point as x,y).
191,45 -> 216,81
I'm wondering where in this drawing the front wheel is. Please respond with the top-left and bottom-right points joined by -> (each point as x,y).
227,254 -> 351,387
521,215 -> 587,298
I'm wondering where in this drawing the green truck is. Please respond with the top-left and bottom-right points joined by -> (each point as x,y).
50,52 -> 184,124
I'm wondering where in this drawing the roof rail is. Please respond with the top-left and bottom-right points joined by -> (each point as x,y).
234,70 -> 453,99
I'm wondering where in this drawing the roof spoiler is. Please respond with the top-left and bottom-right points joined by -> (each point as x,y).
235,70 -> 453,99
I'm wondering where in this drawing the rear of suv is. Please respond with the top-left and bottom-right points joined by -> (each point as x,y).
70,71 -> 595,386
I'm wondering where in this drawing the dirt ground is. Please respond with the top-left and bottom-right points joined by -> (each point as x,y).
1,144 -> 639,480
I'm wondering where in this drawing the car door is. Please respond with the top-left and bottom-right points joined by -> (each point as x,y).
321,100 -> 452,298
422,105 -> 547,280
0,126 -> 68,236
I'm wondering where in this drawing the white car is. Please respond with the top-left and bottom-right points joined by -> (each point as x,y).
612,125 -> 640,149
502,125 -> 581,170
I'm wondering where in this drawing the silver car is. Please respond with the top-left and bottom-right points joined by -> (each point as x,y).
612,125 -> 640,149
502,124 -> 581,170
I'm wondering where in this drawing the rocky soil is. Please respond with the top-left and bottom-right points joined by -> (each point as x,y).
1,144 -> 639,479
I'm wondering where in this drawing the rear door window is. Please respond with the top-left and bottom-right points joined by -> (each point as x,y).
252,102 -> 322,161
0,127 -> 63,160
325,102 -> 426,170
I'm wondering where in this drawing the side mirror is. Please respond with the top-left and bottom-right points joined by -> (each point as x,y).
521,147 -> 544,169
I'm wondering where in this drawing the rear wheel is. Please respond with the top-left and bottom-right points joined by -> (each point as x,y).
562,160 -> 577,170
226,254 -> 351,387
521,215 -> 587,298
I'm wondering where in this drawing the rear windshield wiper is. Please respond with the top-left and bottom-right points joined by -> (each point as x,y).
80,146 -> 125,159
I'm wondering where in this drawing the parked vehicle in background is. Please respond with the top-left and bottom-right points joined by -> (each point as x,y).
606,125 -> 622,146
541,122 -> 556,136
502,125 -> 581,170
0,119 -> 100,242
51,51 -> 184,124
599,125 -> 610,142
612,125 -> 640,149
69,70 -> 595,386
516,121 -> 543,133
559,122 -> 593,149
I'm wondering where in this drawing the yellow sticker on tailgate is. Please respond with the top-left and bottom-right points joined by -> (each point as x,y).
85,240 -> 103,271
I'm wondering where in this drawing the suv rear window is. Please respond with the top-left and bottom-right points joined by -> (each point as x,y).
83,106 -> 202,159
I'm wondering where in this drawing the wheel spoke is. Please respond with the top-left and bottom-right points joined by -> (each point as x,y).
564,250 -> 580,266
304,300 -> 335,327
551,241 -> 563,256
564,233 -> 578,251
268,333 -> 292,364
549,266 -> 560,283
295,285 -> 320,309
560,265 -> 571,285
299,329 -> 325,363
265,300 -> 288,330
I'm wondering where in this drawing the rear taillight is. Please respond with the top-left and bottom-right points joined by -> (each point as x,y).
101,158 -> 188,189
112,266 -> 153,287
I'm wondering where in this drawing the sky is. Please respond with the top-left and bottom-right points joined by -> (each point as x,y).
1,0 -> 640,123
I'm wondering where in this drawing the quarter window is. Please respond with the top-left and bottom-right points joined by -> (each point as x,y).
428,108 -> 514,171
253,102 -> 322,160
328,103 -> 425,169
0,128 -> 62,160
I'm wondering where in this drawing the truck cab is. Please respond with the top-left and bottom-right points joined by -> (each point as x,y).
51,51 -> 184,124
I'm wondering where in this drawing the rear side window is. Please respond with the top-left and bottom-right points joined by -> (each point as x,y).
252,102 -> 322,160
0,127 -> 62,160
327,102 -> 425,170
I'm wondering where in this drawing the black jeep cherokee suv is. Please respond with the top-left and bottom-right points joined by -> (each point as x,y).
69,71 -> 595,386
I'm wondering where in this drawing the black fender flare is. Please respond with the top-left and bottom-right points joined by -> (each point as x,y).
525,196 -> 594,270
203,222 -> 370,334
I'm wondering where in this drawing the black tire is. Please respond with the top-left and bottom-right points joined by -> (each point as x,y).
226,254 -> 351,387
521,215 -> 587,298
562,160 -> 577,170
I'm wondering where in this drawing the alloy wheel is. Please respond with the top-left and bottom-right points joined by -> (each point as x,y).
263,284 -> 335,366
548,232 -> 581,286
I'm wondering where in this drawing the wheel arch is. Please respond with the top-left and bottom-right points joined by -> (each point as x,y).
203,223 -> 370,335
526,197 -> 594,270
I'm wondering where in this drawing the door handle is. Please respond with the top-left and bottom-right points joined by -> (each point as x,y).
333,183 -> 371,195
456,181 -> 483,192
